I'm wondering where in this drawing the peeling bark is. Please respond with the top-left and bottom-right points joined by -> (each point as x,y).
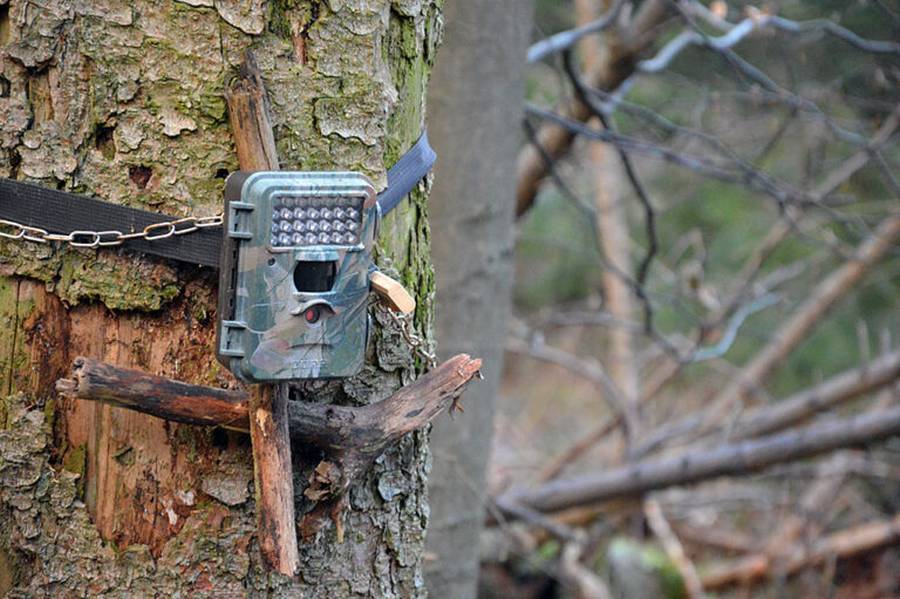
0,0 -> 441,596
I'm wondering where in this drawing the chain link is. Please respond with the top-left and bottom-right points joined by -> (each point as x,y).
0,214 -> 223,249
373,300 -> 437,370
1,212 -> 439,367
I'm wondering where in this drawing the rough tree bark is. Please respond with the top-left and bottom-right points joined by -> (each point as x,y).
423,1 -> 532,597
0,0 -> 442,596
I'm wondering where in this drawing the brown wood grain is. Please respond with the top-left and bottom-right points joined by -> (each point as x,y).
7,278 -> 225,554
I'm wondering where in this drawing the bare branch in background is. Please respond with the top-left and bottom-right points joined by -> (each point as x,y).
563,49 -> 659,289
500,4 -> 900,594
639,106 -> 900,401
526,0 -> 627,64
682,1 -> 900,56
572,0 -> 643,425
524,104 -> 827,209
607,6 -> 899,148
516,0 -> 673,215
558,540 -> 614,599
496,405 -> 900,517
644,498 -> 705,599
537,417 -> 621,483
688,293 -> 779,363
701,514 -> 900,591
730,349 -> 900,440
506,336 -> 639,445
694,214 -> 900,440
637,348 -> 900,459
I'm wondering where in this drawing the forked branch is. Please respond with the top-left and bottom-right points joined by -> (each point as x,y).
56,354 -> 483,454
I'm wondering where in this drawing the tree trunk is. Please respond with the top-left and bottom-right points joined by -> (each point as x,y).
0,1 -> 441,596
423,1 -> 532,597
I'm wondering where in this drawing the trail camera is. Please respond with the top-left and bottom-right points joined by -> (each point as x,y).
217,172 -> 381,382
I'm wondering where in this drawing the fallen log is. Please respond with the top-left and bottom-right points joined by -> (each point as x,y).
495,405 -> 900,517
732,348 -> 900,439
701,513 -> 900,590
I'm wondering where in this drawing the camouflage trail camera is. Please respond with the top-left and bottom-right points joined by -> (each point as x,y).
217,171 -> 387,382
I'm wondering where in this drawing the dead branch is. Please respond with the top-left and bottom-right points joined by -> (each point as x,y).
644,498 -> 705,599
224,52 -> 280,172
495,405 -> 900,517
56,354 -> 482,454
733,349 -> 900,440
58,354 -> 482,545
224,49 -> 296,575
505,337 -> 638,444
701,513 -> 900,591
248,384 -> 296,573
696,213 -> 900,437
516,0 -> 672,216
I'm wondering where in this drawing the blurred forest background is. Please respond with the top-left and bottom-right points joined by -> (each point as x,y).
452,0 -> 900,597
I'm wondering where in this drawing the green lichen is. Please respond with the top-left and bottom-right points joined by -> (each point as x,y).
0,277 -> 35,398
55,251 -> 181,311
62,443 -> 87,499
605,538 -> 687,599
1,237 -> 182,312
62,444 -> 87,475
268,0 -> 318,40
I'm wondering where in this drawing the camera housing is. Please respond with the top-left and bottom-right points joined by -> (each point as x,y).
216,171 -> 379,382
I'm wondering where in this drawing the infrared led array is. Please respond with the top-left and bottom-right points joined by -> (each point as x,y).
270,195 -> 364,248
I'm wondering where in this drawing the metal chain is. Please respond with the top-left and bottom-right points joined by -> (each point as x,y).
373,300 -> 437,370
0,214 -> 223,249
2,210 -> 438,367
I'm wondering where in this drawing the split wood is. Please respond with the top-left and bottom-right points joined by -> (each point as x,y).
223,49 -> 297,575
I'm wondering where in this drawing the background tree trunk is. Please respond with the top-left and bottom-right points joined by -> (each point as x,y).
424,1 -> 532,598
0,0 -> 441,595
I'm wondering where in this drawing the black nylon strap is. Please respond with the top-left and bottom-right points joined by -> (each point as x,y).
377,131 -> 436,216
0,132 -> 434,269
0,178 -> 222,267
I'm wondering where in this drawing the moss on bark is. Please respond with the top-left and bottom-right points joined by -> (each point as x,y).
0,0 -> 441,595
